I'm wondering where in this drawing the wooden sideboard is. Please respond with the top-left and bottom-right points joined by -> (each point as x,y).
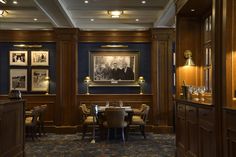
175,98 -> 215,157
0,100 -> 25,157
223,107 -> 236,157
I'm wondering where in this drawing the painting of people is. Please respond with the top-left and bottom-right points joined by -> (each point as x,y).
10,69 -> 27,91
9,51 -> 28,66
31,69 -> 49,91
31,51 -> 49,66
90,51 -> 139,86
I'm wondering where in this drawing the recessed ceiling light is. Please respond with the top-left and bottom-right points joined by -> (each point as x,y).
191,9 -> 195,12
34,18 -> 38,21
84,0 -> 88,3
0,0 -> 6,4
136,18 -> 139,22
90,18 -> 94,21
13,0 -> 18,4
141,1 -> 146,4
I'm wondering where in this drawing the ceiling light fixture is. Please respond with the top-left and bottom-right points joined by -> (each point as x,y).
84,0 -> 88,3
0,0 -> 6,4
34,18 -> 38,21
13,0 -> 18,4
90,18 -> 94,21
141,1 -> 146,4
191,9 -> 195,12
135,18 -> 139,22
108,10 -> 123,18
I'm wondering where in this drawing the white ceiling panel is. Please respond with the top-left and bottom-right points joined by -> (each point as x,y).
0,0 -> 175,30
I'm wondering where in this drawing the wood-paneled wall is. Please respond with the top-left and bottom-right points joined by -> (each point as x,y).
151,29 -> 175,131
0,28 -> 175,134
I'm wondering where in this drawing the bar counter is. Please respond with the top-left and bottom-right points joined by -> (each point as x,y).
0,100 -> 25,157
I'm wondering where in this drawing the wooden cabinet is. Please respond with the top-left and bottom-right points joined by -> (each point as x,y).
0,100 -> 25,157
186,105 -> 198,157
176,99 -> 215,157
223,108 -> 236,157
176,103 -> 186,157
198,107 -> 215,157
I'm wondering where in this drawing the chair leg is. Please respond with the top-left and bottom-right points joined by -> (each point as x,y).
82,125 -> 87,140
107,128 -> 110,141
125,126 -> 129,141
140,125 -> 146,139
121,128 -> 125,143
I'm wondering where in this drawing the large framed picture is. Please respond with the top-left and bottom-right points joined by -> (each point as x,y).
89,50 -> 139,86
10,69 -> 27,91
31,51 -> 49,66
31,69 -> 49,91
9,51 -> 28,66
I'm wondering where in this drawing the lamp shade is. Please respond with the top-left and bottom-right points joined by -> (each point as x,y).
185,58 -> 195,66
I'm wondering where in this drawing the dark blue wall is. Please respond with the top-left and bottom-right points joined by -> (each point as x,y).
0,42 -> 56,94
78,42 -> 151,94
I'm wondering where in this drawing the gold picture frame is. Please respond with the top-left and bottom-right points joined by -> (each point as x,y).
89,50 -> 139,86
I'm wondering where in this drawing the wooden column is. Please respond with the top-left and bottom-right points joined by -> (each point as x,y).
55,28 -> 78,130
151,28 -> 175,132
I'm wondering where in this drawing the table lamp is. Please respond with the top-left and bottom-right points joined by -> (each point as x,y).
84,76 -> 91,94
138,76 -> 145,94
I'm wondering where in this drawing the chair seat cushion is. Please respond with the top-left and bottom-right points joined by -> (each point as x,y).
132,116 -> 145,125
25,117 -> 33,125
84,116 -> 96,124
103,121 -> 128,128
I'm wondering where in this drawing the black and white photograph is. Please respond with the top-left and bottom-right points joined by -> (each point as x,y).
9,51 -> 28,66
90,51 -> 139,86
31,69 -> 49,91
10,69 -> 27,91
31,51 -> 49,66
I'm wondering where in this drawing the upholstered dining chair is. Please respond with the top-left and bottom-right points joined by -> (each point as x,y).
133,104 -> 147,115
25,106 -> 41,140
130,105 -> 150,139
80,104 -> 98,140
103,108 -> 128,143
37,104 -> 48,136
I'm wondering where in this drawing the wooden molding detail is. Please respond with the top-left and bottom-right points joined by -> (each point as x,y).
55,28 -> 78,126
151,28 -> 175,127
0,30 -> 55,42
78,30 -> 151,42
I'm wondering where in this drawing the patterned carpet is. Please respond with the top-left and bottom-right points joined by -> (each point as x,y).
25,133 -> 176,157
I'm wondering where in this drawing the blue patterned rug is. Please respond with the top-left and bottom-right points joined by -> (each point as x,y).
25,133 -> 176,157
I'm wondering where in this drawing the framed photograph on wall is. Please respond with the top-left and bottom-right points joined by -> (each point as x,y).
89,50 -> 139,86
31,51 -> 49,66
9,51 -> 28,66
31,69 -> 49,91
10,69 -> 27,91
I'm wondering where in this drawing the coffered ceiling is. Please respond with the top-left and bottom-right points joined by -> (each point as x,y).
0,0 -> 175,30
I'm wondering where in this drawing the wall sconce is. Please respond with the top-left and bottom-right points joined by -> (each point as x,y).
44,76 -> 50,95
84,76 -> 91,95
138,76 -> 145,94
108,10 -> 123,18
184,50 -> 195,66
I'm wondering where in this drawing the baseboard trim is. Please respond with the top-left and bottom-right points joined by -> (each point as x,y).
45,125 -> 174,134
